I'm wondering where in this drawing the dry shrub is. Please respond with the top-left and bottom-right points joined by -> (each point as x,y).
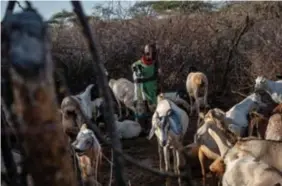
51,2 -> 282,109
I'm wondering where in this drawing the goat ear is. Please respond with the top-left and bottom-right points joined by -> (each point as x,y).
80,124 -> 88,131
199,112 -> 205,119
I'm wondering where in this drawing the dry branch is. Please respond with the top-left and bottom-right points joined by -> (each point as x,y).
70,1 -> 127,186
221,15 -> 250,94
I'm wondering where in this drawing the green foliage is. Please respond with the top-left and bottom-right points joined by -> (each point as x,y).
130,1 -> 214,15
49,9 -> 75,20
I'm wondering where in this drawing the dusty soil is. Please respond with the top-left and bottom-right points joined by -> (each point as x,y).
99,116 -> 212,186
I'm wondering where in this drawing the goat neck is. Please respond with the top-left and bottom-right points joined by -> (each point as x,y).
208,128 -> 231,157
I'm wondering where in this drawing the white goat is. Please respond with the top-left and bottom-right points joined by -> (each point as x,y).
186,71 -> 209,127
225,93 -> 267,137
148,97 -> 189,186
108,78 -> 135,118
113,114 -> 142,139
208,128 -> 282,186
255,76 -> 282,104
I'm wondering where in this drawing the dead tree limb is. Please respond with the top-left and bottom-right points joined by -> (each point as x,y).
221,15 -> 250,95
2,5 -> 76,186
70,1 -> 127,186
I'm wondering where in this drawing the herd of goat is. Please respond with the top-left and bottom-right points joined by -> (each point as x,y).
59,70 -> 282,186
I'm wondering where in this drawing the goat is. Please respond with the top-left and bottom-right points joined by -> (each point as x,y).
248,111 -> 269,139
194,108 -> 237,185
208,126 -> 282,172
60,84 -> 95,140
255,76 -> 282,104
148,97 -> 189,186
72,124 -> 102,186
224,93 -> 267,137
208,128 -> 282,186
179,143 -> 220,186
108,78 -> 135,119
273,103 -> 282,114
186,70 -> 209,127
113,114 -> 142,139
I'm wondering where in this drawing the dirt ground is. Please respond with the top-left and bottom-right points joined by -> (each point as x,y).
99,116 -> 210,186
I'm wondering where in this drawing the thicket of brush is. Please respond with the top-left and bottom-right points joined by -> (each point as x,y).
51,2 -> 282,109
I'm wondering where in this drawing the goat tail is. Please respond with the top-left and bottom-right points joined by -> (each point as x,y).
194,74 -> 205,87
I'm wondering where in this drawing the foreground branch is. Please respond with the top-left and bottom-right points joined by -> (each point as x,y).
71,1 -> 127,186
2,5 -> 76,186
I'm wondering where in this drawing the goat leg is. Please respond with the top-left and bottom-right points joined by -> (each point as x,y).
198,146 -> 207,186
189,94 -> 193,116
176,150 -> 182,186
164,147 -> 171,186
173,149 -> 178,174
158,143 -> 165,171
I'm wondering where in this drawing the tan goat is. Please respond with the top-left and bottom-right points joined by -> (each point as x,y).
208,128 -> 282,186
265,113 -> 282,141
208,126 -> 282,172
186,71 -> 209,127
194,108 -> 237,186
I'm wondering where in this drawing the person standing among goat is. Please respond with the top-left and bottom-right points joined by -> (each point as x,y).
132,43 -> 161,134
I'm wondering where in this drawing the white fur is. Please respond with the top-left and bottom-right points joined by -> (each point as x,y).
255,76 -> 282,104
222,156 -> 282,186
114,114 -> 141,139
108,78 -> 135,118
208,128 -> 282,186
149,99 -> 189,186
225,93 -> 267,136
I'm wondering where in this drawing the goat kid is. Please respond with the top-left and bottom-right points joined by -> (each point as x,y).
208,128 -> 282,186
225,93 -> 267,137
72,124 -> 102,186
148,98 -> 189,186
255,76 -> 282,104
113,114 -> 142,139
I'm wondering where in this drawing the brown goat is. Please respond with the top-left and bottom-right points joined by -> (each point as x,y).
273,103 -> 282,114
195,108 -> 237,186
248,111 -> 269,139
265,113 -> 282,141
181,143 -> 220,186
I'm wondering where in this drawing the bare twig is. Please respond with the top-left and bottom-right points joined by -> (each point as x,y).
70,1 -> 127,186
231,90 -> 248,98
221,15 -> 250,95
